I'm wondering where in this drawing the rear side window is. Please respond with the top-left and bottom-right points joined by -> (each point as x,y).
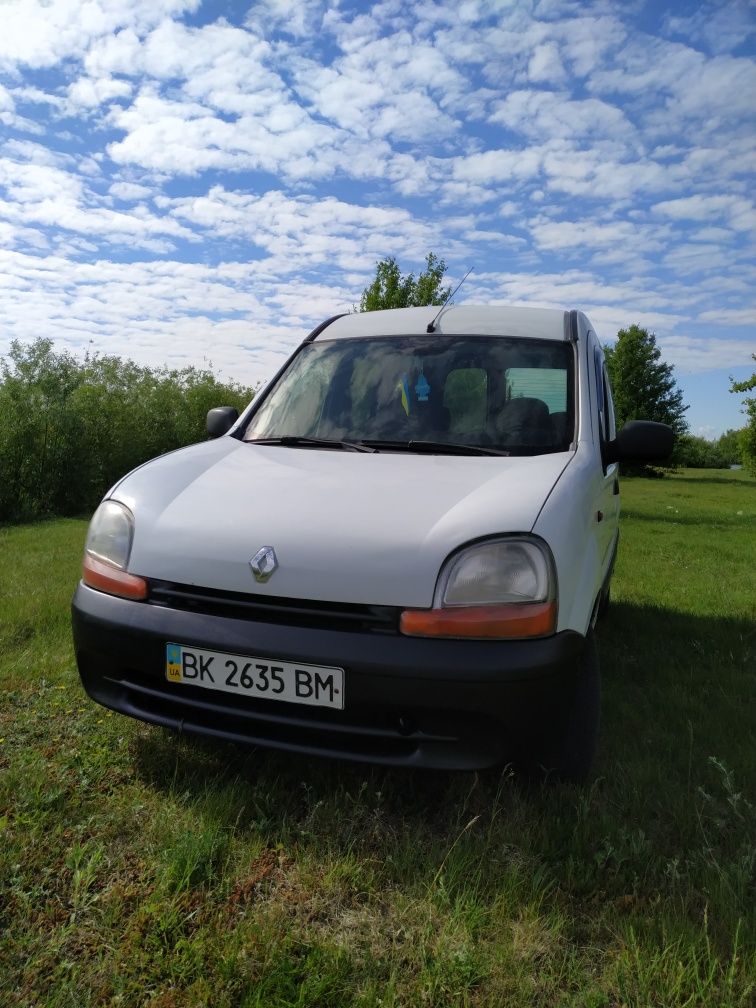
506,368 -> 567,413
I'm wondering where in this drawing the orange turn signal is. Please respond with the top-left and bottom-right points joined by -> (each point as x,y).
82,553 -> 148,601
399,600 -> 556,639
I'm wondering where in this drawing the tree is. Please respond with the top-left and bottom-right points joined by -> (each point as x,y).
730,355 -> 756,474
359,253 -> 451,311
604,324 -> 689,436
715,428 -> 744,467
0,338 -> 254,523
673,434 -> 727,469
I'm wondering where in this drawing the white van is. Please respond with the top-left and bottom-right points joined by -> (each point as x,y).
72,306 -> 673,780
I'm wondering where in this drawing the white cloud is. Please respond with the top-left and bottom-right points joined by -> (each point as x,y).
663,1 -> 756,56
0,83 -> 46,134
658,334 -> 756,374
490,90 -> 632,143
528,41 -> 567,83
0,0 -> 752,440
164,186 -> 476,273
67,75 -> 132,111
246,0 -> 326,39
0,248 -> 346,387
109,181 -> 154,201
0,0 -> 199,71
652,195 -> 755,232
540,143 -> 675,200
662,242 -> 738,276
286,32 -> 466,143
0,82 -> 15,115
530,216 -> 662,253
2,139 -> 66,166
588,35 -> 756,140
556,14 -> 628,77
698,308 -> 756,327
0,154 -> 193,249
690,226 -> 737,243
449,148 -> 543,185
105,86 -> 395,182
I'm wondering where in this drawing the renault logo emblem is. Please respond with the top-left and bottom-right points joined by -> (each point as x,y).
250,546 -> 278,583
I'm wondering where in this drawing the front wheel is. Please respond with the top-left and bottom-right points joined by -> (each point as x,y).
531,632 -> 601,783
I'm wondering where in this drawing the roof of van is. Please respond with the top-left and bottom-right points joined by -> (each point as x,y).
317,305 -> 571,342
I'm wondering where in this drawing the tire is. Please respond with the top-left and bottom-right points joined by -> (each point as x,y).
531,632 -> 601,784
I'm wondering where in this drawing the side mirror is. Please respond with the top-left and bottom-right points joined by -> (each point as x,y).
605,420 -> 674,464
206,406 -> 239,438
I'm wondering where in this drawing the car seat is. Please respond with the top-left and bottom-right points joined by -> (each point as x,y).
496,396 -> 553,447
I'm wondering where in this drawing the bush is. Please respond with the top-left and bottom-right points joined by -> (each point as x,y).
670,430 -> 746,470
0,339 -> 254,524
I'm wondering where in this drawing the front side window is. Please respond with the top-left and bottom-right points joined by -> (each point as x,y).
593,348 -> 608,445
244,335 -> 574,455
602,363 -> 617,441
592,346 -> 618,447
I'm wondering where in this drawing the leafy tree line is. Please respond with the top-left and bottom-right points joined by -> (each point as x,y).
0,339 -> 254,524
603,324 -> 750,470
672,429 -> 745,469
2,256 -> 748,525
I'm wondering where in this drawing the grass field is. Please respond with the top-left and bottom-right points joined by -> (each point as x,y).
1,469 -> 754,1007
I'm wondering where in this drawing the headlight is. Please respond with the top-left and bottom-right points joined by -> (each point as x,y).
400,537 -> 556,640
436,539 -> 551,606
85,500 -> 134,569
82,501 -> 147,600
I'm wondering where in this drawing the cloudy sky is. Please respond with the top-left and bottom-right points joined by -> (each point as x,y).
1,0 -> 754,437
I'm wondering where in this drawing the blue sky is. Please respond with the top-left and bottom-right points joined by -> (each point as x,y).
1,0 -> 754,437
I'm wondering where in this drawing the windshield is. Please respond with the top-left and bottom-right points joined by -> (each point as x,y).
244,335 -> 574,455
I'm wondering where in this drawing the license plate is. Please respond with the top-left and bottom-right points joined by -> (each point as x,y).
165,643 -> 345,710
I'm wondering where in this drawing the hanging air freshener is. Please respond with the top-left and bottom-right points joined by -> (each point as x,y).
415,370 -> 430,402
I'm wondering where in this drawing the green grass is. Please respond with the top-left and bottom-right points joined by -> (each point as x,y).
1,469 -> 754,1007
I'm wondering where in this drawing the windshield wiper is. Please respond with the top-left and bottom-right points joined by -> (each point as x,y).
247,436 -> 510,456
361,440 -> 509,457
247,436 -> 377,453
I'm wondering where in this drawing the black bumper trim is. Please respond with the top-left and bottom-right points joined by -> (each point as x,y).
72,582 -> 586,770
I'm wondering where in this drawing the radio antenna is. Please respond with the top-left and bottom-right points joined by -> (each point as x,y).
426,267 -> 473,333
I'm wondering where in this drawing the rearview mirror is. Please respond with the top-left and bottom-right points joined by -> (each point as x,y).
605,420 -> 674,464
206,406 -> 239,438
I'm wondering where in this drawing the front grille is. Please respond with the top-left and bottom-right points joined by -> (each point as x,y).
147,581 -> 401,635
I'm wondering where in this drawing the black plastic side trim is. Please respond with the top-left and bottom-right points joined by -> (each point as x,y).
569,309 -> 579,342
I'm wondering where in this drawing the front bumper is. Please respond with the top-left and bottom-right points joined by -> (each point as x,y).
72,582 -> 586,770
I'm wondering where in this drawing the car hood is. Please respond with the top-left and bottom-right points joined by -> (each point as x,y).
117,438 -> 571,607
